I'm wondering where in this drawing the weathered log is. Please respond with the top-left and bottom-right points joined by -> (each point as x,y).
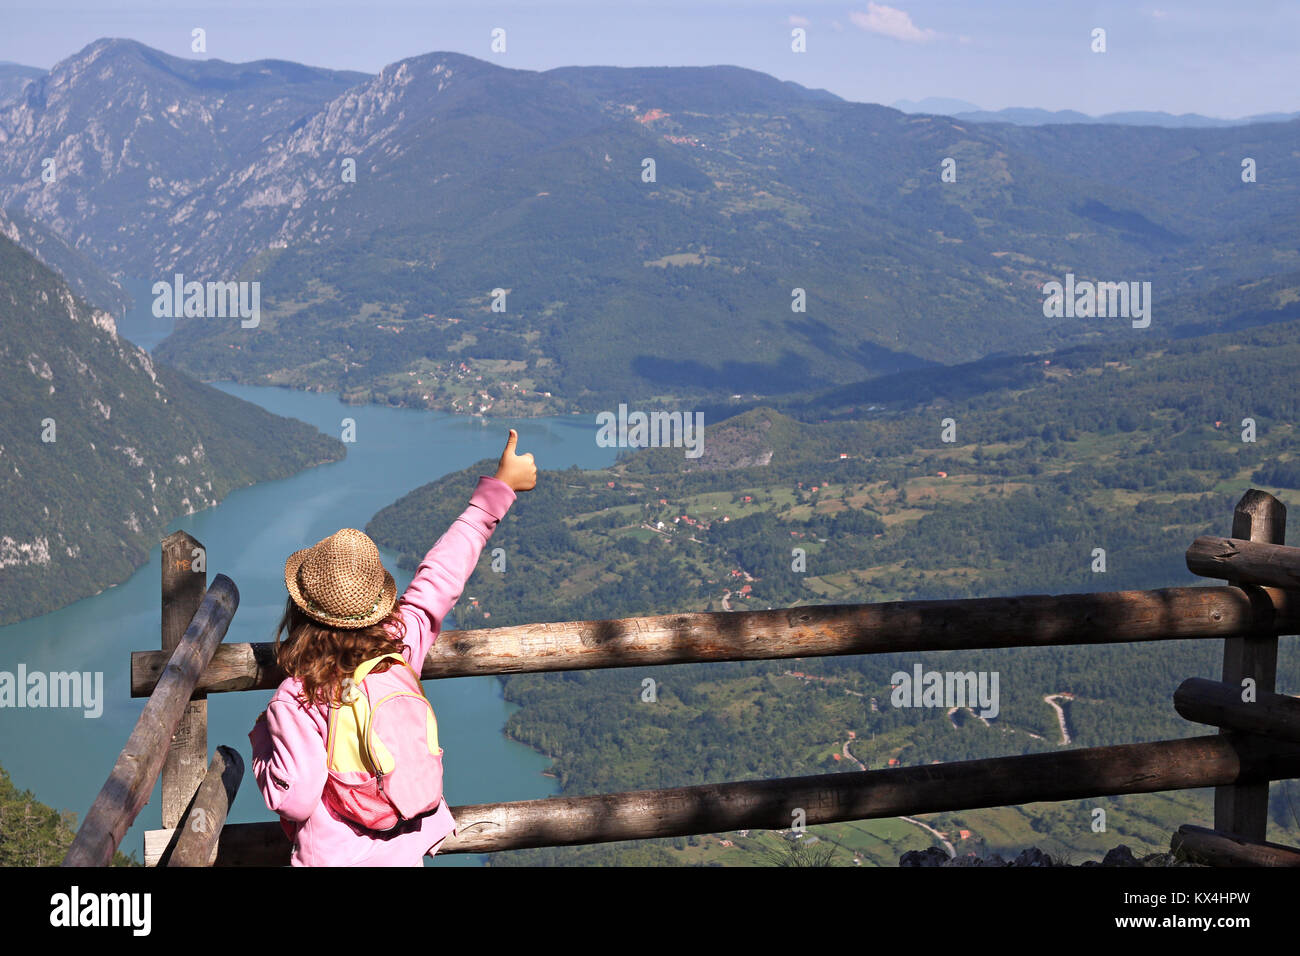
157,745 -> 244,867
63,576 -> 239,867
160,531 -> 209,829
1187,535 -> 1300,590
1171,824 -> 1300,866
131,584 -> 1300,698
1175,677 -> 1300,742
145,732 -> 1300,866
1214,489 -> 1286,841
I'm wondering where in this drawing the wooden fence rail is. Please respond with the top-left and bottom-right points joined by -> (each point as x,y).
130,584 -> 1300,698
140,731 -> 1300,866
1186,536 -> 1300,590
1172,825 -> 1300,866
1175,677 -> 1300,743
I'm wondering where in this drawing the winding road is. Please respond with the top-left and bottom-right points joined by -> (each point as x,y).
841,739 -> 866,770
1043,693 -> 1074,745
899,815 -> 956,857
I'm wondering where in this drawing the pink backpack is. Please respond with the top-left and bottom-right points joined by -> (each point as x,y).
323,652 -> 445,831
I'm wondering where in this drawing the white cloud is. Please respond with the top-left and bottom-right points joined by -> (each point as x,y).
788,14 -> 810,27
849,3 -> 937,42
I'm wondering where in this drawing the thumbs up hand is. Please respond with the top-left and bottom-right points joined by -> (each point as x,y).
493,428 -> 537,492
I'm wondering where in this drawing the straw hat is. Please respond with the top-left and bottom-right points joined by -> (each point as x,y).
284,528 -> 397,629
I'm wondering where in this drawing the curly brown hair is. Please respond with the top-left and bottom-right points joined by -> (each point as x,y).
274,596 -> 408,707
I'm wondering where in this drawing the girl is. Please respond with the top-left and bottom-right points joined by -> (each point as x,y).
249,429 -> 537,866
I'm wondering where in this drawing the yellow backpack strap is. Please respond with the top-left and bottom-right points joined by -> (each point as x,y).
352,652 -> 408,683
325,691 -> 340,766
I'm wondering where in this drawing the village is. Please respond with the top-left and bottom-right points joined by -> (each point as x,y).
388,352 -> 553,416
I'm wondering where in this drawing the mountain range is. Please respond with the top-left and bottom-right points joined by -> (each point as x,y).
893,97 -> 1300,127
1,40 -> 1298,413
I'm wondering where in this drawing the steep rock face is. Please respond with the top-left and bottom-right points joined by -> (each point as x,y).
0,206 -> 128,314
0,43 -> 840,279
0,38 -> 369,275
171,52 -> 530,273
0,234 -> 344,625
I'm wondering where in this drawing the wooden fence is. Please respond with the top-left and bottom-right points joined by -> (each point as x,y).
64,489 -> 1300,867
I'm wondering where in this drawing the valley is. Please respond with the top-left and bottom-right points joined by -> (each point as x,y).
367,314 -> 1300,865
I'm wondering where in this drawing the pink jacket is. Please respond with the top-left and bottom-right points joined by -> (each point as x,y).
248,475 -> 517,866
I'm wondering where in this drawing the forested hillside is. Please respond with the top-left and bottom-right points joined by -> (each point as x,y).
0,236 -> 346,625
368,316 -> 1300,865
0,761 -> 135,866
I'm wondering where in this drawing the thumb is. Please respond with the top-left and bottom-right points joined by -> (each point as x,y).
503,428 -> 518,456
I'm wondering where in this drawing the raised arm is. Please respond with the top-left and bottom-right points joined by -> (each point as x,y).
397,429 -> 536,665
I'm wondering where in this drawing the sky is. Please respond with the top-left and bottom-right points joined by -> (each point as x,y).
0,0 -> 1296,117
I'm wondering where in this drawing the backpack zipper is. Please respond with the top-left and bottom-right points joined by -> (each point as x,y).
375,769 -> 409,822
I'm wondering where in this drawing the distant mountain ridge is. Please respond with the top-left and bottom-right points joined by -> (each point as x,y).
0,62 -> 44,106
891,97 -> 1300,127
0,38 -> 368,276
891,97 -> 982,114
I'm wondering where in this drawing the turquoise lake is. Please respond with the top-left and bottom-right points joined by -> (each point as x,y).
0,282 -> 616,865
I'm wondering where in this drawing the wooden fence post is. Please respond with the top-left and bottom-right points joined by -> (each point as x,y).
161,531 -> 209,833
163,745 -> 244,867
1215,489 -> 1286,840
